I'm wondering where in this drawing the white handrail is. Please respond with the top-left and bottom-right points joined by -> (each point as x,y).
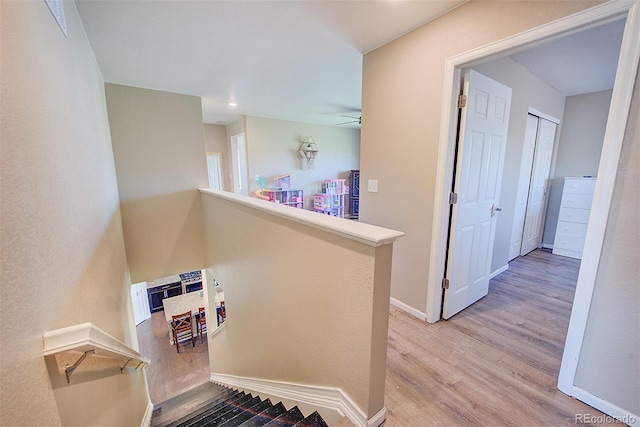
43,322 -> 150,383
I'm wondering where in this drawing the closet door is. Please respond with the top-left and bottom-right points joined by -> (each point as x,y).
520,117 -> 557,255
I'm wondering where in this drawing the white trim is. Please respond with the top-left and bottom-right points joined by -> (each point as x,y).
489,264 -> 509,279
140,400 -> 153,427
209,373 -> 383,427
390,297 -> 427,321
541,243 -> 553,250
527,107 -> 560,125
569,386 -> 640,427
558,0 -> 640,394
200,188 -> 404,248
425,0 -> 640,417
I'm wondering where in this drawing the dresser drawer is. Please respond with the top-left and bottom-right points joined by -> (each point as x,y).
563,178 -> 596,195
561,193 -> 594,210
553,234 -> 586,252
555,220 -> 588,237
558,207 -> 591,224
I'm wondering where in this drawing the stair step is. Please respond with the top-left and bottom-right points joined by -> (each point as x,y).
294,411 -> 329,427
161,387 -> 237,427
238,402 -> 287,427
198,395 -> 262,426
179,392 -> 251,427
263,406 -> 304,427
153,383 -> 232,427
218,398 -> 273,427
152,385 -> 329,427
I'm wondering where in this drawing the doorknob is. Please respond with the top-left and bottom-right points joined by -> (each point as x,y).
491,204 -> 503,217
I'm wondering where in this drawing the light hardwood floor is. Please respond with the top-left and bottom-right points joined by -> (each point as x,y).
136,309 -> 210,404
384,249 -> 620,426
139,249 -> 620,425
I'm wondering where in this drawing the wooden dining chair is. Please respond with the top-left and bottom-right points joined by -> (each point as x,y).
197,307 -> 207,343
171,311 -> 195,353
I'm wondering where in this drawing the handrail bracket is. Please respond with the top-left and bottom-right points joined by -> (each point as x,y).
64,350 -> 95,383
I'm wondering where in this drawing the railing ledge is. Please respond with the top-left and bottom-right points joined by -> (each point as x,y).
199,189 -> 404,248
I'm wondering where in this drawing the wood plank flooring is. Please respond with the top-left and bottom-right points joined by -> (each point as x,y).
136,309 -> 210,405
384,249 -> 621,426
138,249 -> 620,425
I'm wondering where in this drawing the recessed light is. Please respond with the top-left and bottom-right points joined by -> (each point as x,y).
228,102 -> 237,107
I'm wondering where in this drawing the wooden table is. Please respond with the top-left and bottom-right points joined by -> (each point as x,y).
163,291 -> 224,345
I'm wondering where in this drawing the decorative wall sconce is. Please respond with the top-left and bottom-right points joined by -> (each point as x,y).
298,136 -> 318,169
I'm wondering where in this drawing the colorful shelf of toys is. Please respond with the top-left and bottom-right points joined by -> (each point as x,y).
254,173 -> 304,209
313,179 -> 348,218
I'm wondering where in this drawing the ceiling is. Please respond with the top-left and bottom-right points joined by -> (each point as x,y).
75,1 -> 624,128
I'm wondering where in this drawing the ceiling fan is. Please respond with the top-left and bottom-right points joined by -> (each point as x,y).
337,114 -> 361,126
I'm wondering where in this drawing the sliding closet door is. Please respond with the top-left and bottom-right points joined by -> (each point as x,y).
520,116 -> 557,256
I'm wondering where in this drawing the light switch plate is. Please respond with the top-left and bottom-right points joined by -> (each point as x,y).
368,179 -> 378,193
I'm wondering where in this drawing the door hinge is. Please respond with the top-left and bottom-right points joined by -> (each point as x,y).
457,94 -> 467,108
442,278 -> 450,289
449,192 -> 458,204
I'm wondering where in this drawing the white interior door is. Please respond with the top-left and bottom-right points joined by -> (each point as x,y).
443,69 -> 512,319
206,152 -> 224,190
231,133 -> 248,196
520,117 -> 557,255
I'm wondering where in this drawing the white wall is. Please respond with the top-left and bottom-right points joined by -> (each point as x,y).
244,116 -> 360,209
0,1 -> 149,425
105,84 -> 209,283
472,57 -> 566,272
542,90 -> 611,246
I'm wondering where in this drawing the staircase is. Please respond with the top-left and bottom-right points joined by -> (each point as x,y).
152,382 -> 330,427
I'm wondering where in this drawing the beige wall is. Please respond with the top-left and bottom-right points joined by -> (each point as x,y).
245,116 -> 360,209
201,191 -> 393,419
106,84 -> 208,283
0,1 -> 148,425
472,57 -> 566,272
204,124 -> 230,191
574,72 -> 639,416
360,0 -> 600,315
542,90 -> 612,246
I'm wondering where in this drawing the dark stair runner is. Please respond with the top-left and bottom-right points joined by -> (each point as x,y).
153,383 -> 329,427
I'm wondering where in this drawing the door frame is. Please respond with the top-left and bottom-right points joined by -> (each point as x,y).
426,0 -> 640,405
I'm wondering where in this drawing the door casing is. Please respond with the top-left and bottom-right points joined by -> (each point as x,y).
425,0 -> 640,415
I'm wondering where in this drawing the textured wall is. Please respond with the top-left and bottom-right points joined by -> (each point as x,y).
106,84 -> 208,283
204,124 -> 231,191
360,0 -> 602,315
0,1 -> 148,425
201,191 -> 393,419
542,90 -> 612,246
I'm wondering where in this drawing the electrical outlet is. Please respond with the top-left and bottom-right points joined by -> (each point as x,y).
368,179 -> 378,193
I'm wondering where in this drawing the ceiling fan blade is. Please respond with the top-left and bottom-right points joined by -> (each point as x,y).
336,120 -> 359,126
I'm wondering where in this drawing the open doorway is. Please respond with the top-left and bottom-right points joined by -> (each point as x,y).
230,132 -> 248,196
428,1 -> 639,419
133,271 -> 211,404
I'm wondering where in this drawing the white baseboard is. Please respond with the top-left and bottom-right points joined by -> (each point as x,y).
569,385 -> 639,427
140,400 -> 153,427
490,264 -> 509,279
210,373 -> 383,427
390,297 -> 426,321
541,243 -> 553,250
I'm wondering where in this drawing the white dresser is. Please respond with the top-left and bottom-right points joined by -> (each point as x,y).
552,177 -> 596,259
